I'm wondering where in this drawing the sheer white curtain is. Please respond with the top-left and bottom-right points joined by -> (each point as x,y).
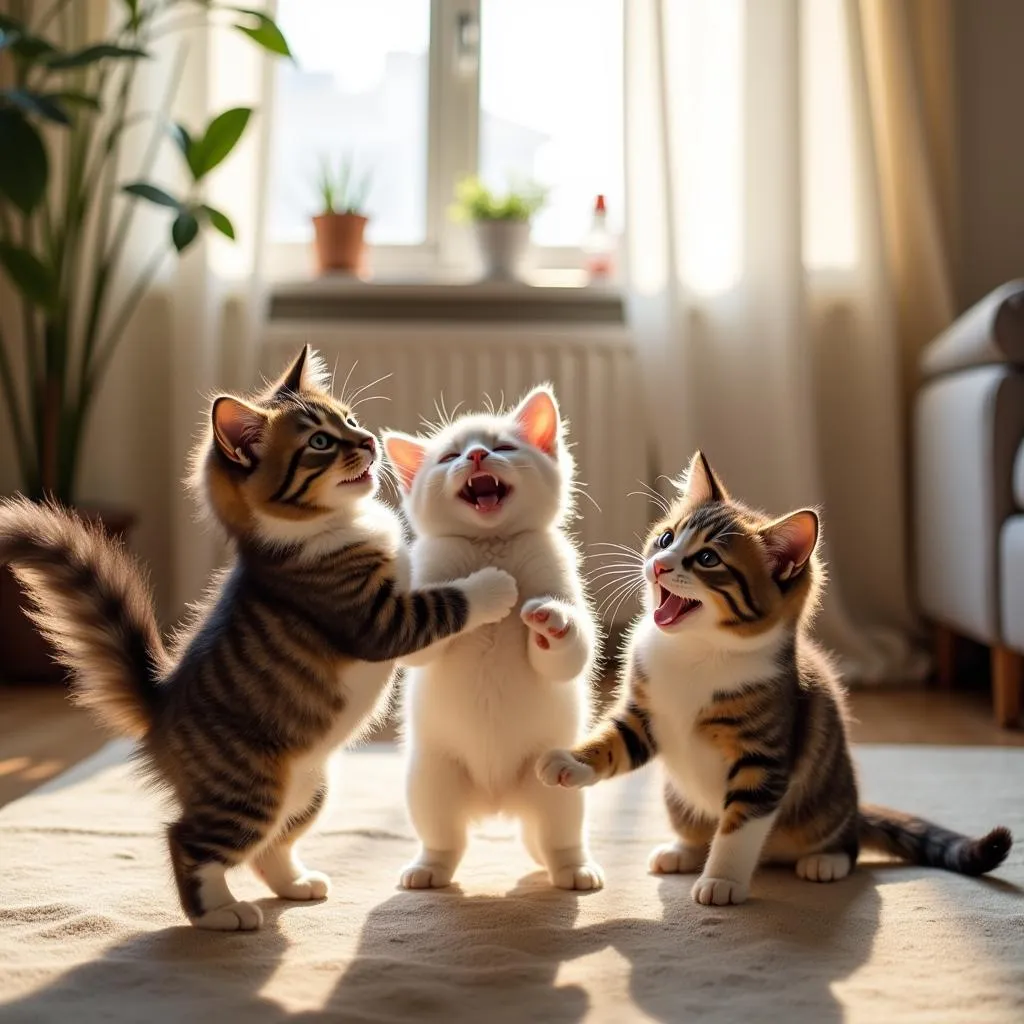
624,0 -> 949,682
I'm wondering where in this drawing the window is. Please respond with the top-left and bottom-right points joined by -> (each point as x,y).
267,0 -> 624,278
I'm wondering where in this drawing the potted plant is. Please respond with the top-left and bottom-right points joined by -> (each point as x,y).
0,0 -> 292,680
312,154 -> 371,274
451,176 -> 547,280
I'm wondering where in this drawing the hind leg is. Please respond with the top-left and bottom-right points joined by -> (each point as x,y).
401,748 -> 472,889
650,782 -> 715,875
515,774 -> 603,891
254,769 -> 330,900
169,817 -> 268,931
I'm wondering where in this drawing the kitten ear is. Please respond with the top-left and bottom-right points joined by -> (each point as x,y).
382,431 -> 428,492
760,510 -> 819,582
269,344 -> 328,399
513,385 -> 560,455
212,396 -> 268,468
679,450 -> 729,504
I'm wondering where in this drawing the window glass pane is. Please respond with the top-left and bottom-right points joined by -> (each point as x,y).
479,0 -> 624,248
268,0 -> 430,245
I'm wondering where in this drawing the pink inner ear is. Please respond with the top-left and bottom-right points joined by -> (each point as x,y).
213,398 -> 266,465
514,390 -> 559,454
764,511 -> 819,575
384,435 -> 427,491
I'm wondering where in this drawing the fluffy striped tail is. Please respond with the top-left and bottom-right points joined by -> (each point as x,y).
859,804 -> 1012,876
0,497 -> 168,739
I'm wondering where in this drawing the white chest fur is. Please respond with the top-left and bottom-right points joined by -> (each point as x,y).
637,620 -> 782,819
404,530 -> 590,796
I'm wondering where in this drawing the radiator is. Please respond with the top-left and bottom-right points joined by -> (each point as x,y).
263,320 -> 651,624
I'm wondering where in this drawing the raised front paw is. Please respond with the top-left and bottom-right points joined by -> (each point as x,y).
536,749 -> 596,788
521,598 -> 573,651
690,875 -> 750,906
462,567 -> 519,627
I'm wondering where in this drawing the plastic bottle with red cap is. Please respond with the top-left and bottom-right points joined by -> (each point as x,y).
583,194 -> 614,281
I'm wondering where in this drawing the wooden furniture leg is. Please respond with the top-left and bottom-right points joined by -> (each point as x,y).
934,625 -> 957,691
992,646 -> 1023,728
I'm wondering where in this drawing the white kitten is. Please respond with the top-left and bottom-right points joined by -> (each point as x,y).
383,386 -> 603,891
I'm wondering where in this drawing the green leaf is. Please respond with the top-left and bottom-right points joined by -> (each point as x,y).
0,27 -> 20,53
201,204 -> 236,240
11,35 -> 58,62
2,88 -> 70,125
47,91 -> 100,111
121,0 -> 141,30
46,44 -> 149,70
167,122 -> 201,178
188,107 -> 252,180
123,182 -> 182,209
0,243 -> 57,309
172,211 -> 200,253
0,109 -> 48,213
230,9 -> 293,59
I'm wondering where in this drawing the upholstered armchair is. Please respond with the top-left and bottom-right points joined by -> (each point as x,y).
915,281 -> 1024,726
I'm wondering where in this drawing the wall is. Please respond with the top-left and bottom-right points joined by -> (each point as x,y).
956,0 -> 1024,308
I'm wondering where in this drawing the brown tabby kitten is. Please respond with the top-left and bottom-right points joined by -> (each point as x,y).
538,451 -> 1012,905
0,347 -> 517,930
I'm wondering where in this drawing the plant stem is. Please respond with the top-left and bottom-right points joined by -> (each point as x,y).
32,0 -> 76,36
82,40 -> 186,384
0,326 -> 36,493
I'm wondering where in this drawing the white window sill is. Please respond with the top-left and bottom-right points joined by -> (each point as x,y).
268,272 -> 624,324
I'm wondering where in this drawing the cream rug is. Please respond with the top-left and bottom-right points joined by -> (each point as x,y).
1,743 -> 1022,1023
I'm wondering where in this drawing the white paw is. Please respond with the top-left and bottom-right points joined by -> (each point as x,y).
551,862 -> 605,891
462,567 -> 519,627
399,861 -> 455,890
690,875 -> 749,906
275,870 -> 331,900
648,842 -> 705,875
192,900 -> 263,931
795,852 -> 851,883
536,749 -> 596,789
521,598 -> 572,651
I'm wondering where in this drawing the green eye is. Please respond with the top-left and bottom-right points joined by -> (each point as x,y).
696,548 -> 721,568
308,431 -> 335,451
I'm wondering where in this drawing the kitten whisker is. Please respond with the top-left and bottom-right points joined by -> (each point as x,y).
346,372 -> 393,405
339,360 -> 359,405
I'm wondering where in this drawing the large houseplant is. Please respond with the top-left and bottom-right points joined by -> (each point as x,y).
0,0 -> 291,503
0,0 -> 291,680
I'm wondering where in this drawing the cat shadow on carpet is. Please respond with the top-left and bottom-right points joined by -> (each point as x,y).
304,865 -> 882,1024
0,900 -> 302,1024
298,872 -> 594,1024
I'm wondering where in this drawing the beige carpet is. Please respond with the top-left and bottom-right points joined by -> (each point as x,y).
0,743 -> 1022,1023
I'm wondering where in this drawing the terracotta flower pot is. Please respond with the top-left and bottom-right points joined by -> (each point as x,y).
312,212 -> 368,274
0,504 -> 136,685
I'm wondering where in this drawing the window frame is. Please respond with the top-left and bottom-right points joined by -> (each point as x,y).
264,0 -> 613,282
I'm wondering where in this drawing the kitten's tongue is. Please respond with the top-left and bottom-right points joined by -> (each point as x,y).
654,591 -> 685,627
476,493 -> 499,509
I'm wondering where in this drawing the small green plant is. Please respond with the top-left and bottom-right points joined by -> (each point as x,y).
450,176 -> 547,223
315,154 -> 371,216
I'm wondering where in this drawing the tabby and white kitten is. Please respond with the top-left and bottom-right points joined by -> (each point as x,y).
539,451 -> 1012,905
0,347 -> 517,930
383,386 -> 603,890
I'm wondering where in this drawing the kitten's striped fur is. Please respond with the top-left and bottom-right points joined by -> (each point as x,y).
0,347 -> 517,930
539,451 -> 1011,904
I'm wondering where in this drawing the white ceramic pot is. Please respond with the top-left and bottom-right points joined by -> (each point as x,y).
473,219 -> 531,280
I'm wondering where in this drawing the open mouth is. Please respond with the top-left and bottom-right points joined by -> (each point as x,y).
338,466 -> 373,486
458,472 -> 511,512
654,586 -> 702,628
